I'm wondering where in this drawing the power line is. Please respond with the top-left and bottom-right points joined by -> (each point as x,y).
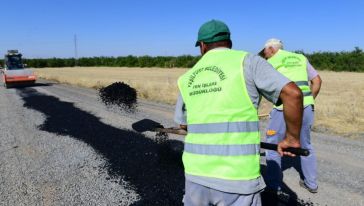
74,34 -> 78,66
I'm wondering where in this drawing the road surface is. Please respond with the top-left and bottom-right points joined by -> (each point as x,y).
0,80 -> 363,205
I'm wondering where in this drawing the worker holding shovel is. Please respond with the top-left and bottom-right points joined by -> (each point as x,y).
174,19 -> 304,206
259,39 -> 322,194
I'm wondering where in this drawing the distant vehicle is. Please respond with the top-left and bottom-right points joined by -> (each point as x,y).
1,50 -> 36,88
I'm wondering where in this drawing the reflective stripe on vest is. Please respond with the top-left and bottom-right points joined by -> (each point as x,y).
295,81 -> 312,97
295,81 -> 309,86
303,91 -> 312,96
188,121 -> 259,133
184,143 -> 260,156
268,49 -> 314,107
178,49 -> 261,183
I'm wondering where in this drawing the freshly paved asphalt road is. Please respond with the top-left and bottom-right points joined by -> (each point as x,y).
0,80 -> 363,206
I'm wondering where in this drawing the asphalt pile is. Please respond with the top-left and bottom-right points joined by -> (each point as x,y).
98,82 -> 137,111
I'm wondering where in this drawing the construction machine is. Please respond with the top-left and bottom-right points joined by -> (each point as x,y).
1,50 -> 36,88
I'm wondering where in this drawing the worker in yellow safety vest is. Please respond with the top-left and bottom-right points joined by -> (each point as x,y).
259,38 -> 322,194
174,20 -> 304,206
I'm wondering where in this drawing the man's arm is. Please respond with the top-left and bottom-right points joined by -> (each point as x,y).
174,92 -> 188,130
278,82 -> 303,156
306,60 -> 322,99
179,124 -> 187,130
310,75 -> 322,99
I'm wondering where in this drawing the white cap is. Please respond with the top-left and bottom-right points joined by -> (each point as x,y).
264,38 -> 284,49
258,38 -> 284,57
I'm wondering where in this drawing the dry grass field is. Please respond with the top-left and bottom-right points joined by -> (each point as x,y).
34,67 -> 186,104
34,67 -> 364,138
313,71 -> 364,137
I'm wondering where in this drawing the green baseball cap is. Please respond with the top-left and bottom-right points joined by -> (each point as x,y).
195,19 -> 231,47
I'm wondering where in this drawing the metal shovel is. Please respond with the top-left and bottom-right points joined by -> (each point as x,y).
132,119 -> 309,156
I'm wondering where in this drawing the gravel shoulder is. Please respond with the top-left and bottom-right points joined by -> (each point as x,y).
0,80 -> 363,206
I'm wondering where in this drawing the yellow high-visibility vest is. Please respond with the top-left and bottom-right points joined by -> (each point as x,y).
178,49 -> 261,185
268,49 -> 314,108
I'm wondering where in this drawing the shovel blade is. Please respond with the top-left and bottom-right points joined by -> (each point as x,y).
132,119 -> 164,132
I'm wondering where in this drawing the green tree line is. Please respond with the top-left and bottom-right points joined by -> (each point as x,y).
1,48 -> 363,72
299,47 -> 364,72
19,55 -> 200,69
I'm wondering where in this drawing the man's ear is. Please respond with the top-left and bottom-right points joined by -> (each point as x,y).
264,46 -> 276,59
200,42 -> 207,55
270,46 -> 278,55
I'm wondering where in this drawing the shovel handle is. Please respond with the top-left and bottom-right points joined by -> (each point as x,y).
155,127 -> 187,135
155,128 -> 309,156
132,119 -> 309,156
260,142 -> 309,156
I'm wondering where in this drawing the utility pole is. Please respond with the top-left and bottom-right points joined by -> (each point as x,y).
74,34 -> 78,66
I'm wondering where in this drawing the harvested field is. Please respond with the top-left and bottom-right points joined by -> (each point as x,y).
34,67 -> 364,137
34,67 -> 184,104
313,71 -> 364,137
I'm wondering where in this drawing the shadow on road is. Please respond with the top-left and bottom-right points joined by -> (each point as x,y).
17,87 -> 185,205
17,87 -> 313,206
261,162 -> 313,206
5,82 -> 54,89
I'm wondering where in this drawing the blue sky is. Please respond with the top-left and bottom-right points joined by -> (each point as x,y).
1,0 -> 363,58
